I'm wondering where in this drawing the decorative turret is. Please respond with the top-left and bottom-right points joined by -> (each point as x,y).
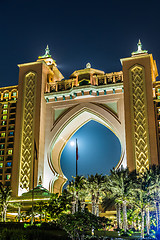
45,45 -> 51,57
38,45 -> 51,59
38,45 -> 57,66
132,40 -> 148,56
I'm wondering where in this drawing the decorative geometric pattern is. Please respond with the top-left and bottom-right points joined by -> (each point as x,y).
130,66 -> 149,173
20,72 -> 36,191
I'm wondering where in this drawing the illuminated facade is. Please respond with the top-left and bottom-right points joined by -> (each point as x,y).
0,86 -> 18,186
0,42 -> 159,197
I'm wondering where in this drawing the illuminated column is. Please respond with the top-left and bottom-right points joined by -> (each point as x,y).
75,75 -> 78,86
121,41 -> 159,172
112,74 -> 116,83
90,73 -> 93,85
12,61 -> 49,196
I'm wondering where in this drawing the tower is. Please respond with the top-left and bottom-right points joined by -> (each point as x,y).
121,40 -> 159,173
11,46 -> 63,196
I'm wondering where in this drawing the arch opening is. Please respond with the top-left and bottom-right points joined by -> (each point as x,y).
60,120 -> 122,188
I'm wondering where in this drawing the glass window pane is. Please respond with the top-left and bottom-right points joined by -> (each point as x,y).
2,116 -> 7,120
1,133 -> 5,137
8,150 -> 12,155
4,93 -> 9,98
6,162 -> 11,167
6,175 -> 11,180
3,110 -> 7,114
3,104 -> 8,109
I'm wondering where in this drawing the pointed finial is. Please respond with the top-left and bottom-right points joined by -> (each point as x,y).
137,39 -> 142,52
86,62 -> 91,68
45,45 -> 50,56
132,40 -> 148,56
38,45 -> 52,59
38,176 -> 42,185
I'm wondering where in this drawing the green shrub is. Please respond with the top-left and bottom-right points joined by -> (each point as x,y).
0,228 -> 70,240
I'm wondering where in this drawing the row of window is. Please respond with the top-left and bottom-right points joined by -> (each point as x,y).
1,103 -> 16,108
1,109 -> 16,114
0,91 -> 17,98
0,126 -> 14,131
1,115 -> 16,120
0,132 -> 14,137
0,156 -> 12,160
0,138 -> 14,143
1,120 -> 15,125
0,144 -> 13,149
0,149 -> 13,156
0,175 -> 11,180
0,162 -> 12,168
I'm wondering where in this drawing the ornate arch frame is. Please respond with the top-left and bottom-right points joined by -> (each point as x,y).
47,102 -> 126,193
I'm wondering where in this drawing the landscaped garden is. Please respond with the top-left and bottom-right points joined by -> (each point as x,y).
1,165 -> 160,239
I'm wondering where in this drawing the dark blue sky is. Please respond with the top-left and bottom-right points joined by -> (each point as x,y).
0,1 -> 160,87
60,120 -> 121,185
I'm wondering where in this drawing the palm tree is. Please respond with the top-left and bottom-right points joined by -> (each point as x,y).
102,195 -> 122,229
0,184 -> 12,222
67,175 -> 86,213
104,168 -> 136,232
148,164 -> 160,231
67,180 -> 76,214
85,174 -> 105,216
132,169 -> 153,238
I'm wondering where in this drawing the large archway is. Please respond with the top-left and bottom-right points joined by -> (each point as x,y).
47,102 -> 126,193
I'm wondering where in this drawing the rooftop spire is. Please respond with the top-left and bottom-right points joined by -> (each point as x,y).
38,45 -> 52,59
45,45 -> 50,56
137,39 -> 142,52
132,40 -> 148,56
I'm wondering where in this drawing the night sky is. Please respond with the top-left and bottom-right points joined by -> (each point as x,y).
0,0 -> 160,87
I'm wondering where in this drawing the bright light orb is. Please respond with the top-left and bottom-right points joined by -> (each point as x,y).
70,141 -> 75,147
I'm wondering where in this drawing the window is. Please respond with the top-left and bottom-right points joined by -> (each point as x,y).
2,115 -> 7,120
6,175 -> 11,180
12,92 -> 17,96
6,162 -> 11,167
157,89 -> 160,93
9,132 -> 14,136
0,145 -> 4,149
8,150 -> 12,155
1,133 -> 5,137
0,157 -> 3,161
2,121 -> 6,126
0,151 -> 4,155
3,104 -> 8,109
4,92 -> 9,98
3,110 -> 7,114
0,163 -> 3,168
